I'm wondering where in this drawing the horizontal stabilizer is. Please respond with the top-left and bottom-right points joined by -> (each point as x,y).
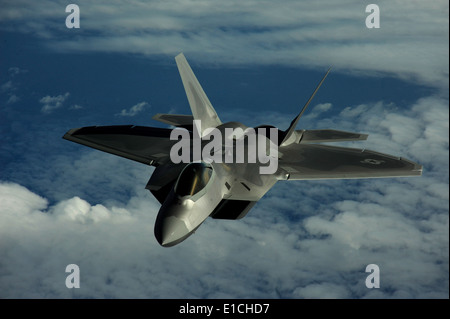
299,129 -> 368,143
153,113 -> 194,130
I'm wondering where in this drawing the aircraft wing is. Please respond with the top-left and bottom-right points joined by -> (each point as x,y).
63,125 -> 179,166
279,143 -> 422,180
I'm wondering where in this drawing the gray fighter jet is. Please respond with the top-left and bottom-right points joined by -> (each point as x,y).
63,53 -> 422,247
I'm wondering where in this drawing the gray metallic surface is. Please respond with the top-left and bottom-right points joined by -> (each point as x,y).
63,53 -> 422,247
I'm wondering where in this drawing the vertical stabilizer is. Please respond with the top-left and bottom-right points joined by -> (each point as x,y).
280,68 -> 331,146
175,53 -> 222,137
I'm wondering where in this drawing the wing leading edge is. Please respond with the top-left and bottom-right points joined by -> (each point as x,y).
63,125 -> 178,166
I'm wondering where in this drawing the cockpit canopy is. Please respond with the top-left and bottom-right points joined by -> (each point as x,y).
174,162 -> 213,197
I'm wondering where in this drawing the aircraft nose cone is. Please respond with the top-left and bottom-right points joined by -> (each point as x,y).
155,216 -> 190,247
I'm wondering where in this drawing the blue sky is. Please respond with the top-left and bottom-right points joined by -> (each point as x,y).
0,0 -> 448,298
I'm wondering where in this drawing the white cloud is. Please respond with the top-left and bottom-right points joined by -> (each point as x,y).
70,104 -> 83,110
293,283 -> 351,299
0,182 -> 48,216
0,93 -> 448,298
39,92 -> 70,113
303,103 -> 332,119
2,68 -> 26,104
0,0 -> 447,90
1,80 -> 15,93
6,94 -> 19,104
0,171 -> 447,298
8,66 -> 28,76
117,101 -> 148,116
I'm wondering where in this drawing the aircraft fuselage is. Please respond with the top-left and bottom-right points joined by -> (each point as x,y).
154,162 -> 224,246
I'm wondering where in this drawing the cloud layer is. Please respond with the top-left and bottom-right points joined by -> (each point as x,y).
0,94 -> 448,298
0,0 -> 448,89
39,92 -> 70,113
117,101 -> 148,117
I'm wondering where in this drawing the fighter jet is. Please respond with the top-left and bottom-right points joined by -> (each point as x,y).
63,53 -> 422,247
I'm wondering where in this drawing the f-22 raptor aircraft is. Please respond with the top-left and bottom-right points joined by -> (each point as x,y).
63,53 -> 422,247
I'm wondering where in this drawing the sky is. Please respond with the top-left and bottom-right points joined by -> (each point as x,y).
0,0 -> 448,299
